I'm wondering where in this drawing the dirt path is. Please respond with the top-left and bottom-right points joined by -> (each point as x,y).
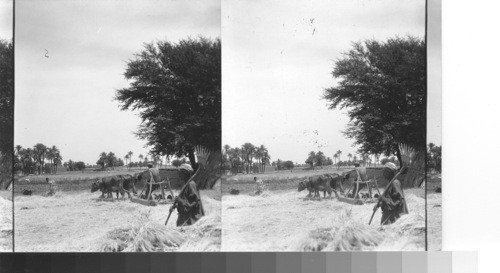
222,190 -> 425,251
14,190 -> 220,252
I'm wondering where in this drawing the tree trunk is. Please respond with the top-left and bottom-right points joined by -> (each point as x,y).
188,149 -> 197,171
395,146 -> 403,170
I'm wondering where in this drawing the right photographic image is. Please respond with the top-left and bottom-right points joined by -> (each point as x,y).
221,0 -> 434,251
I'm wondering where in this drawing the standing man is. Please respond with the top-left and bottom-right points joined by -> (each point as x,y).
347,162 -> 368,198
169,163 -> 204,226
141,163 -> 162,199
373,162 -> 408,225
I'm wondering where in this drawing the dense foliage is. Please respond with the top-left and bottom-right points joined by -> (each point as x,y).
0,39 -> 13,189
324,36 -> 426,164
116,37 -> 221,167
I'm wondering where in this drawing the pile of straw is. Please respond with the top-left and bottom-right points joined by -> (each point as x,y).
296,209 -> 383,251
179,214 -> 221,251
96,212 -> 186,252
0,196 -> 13,251
324,209 -> 383,251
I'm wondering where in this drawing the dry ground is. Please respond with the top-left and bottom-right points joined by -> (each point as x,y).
222,180 -> 425,251
0,191 -> 13,252
14,188 -> 220,252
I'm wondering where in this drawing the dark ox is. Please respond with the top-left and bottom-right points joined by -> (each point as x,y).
327,173 -> 345,196
298,174 -> 335,198
91,176 -> 127,199
117,174 -> 138,197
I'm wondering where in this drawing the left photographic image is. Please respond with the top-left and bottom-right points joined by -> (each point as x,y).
14,0 -> 221,252
0,0 -> 13,253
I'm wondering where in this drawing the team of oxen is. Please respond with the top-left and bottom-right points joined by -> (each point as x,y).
90,172 -> 164,200
297,170 -> 373,199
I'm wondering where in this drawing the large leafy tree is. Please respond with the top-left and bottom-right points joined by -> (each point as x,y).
323,36 -> 426,165
115,37 -> 221,168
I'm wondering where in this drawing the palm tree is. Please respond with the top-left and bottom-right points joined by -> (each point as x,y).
254,146 -> 263,173
362,154 -> 370,167
19,148 -> 35,175
15,147 -> 24,174
15,145 -> 22,156
241,143 -> 255,174
333,153 -> 338,167
124,154 -> 130,168
127,151 -> 133,169
223,144 -> 230,155
138,154 -> 144,168
260,145 -> 270,173
46,147 -> 54,174
53,148 -> 62,174
33,143 -> 47,174
49,145 -> 60,174
336,150 -> 342,169
228,147 -> 243,174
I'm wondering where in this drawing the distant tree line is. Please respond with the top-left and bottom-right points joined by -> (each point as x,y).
305,151 -> 332,167
222,143 -> 271,175
96,152 -> 124,169
304,150 -> 393,169
123,151 -> 165,170
14,144 -> 63,175
271,159 -> 295,171
64,160 -> 86,172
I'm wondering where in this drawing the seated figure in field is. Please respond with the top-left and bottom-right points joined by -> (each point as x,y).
254,176 -> 264,195
46,177 -> 56,196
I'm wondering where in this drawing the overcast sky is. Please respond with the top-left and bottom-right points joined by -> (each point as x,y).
222,0 -> 427,163
428,0 -> 442,146
14,0 -> 220,164
0,0 -> 12,39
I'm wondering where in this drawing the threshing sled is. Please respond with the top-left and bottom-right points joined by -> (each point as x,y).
130,177 -> 175,207
338,177 -> 381,205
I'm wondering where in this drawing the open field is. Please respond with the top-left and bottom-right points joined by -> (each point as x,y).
0,191 -> 12,251
222,169 -> 349,195
14,185 -> 221,252
222,172 -> 426,251
14,169 -> 155,195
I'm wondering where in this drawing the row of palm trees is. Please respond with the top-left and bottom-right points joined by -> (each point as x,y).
333,150 -> 387,167
123,151 -> 164,170
222,143 -> 271,174
14,143 -> 62,175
